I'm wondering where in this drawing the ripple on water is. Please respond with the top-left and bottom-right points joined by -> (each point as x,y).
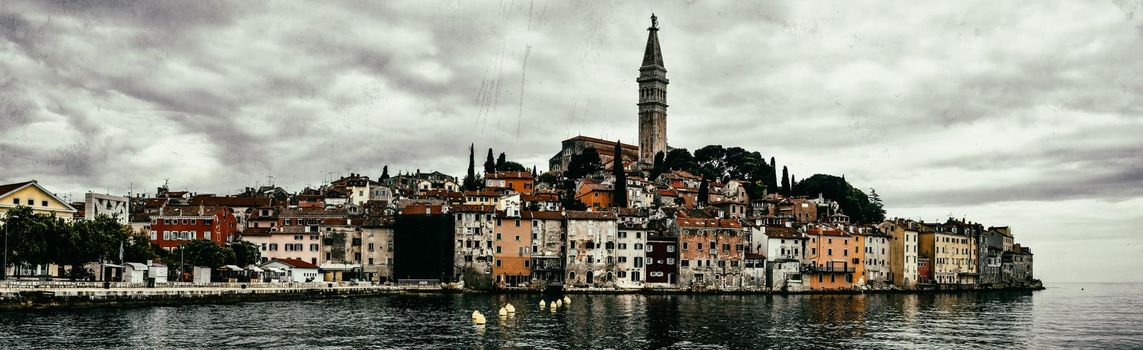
0,284 -> 1141,349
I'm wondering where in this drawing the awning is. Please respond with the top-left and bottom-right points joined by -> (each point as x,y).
221,265 -> 244,271
246,266 -> 264,272
266,267 -> 286,273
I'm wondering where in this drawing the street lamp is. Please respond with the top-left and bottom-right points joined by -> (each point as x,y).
3,215 -> 18,281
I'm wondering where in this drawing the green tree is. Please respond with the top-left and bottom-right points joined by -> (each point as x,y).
559,179 -> 588,211
495,152 -> 507,170
122,229 -> 156,263
177,239 -> 232,268
612,141 -> 628,208
792,174 -> 886,224
663,148 -> 696,172
228,241 -> 261,266
6,207 -> 65,273
498,161 -> 527,172
565,147 -> 602,180
380,165 -> 390,180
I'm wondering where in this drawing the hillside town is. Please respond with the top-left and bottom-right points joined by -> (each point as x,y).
0,15 -> 1037,293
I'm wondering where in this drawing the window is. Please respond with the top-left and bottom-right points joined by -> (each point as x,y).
41,200 -> 48,207
496,246 -> 502,254
204,232 -> 211,240
667,245 -> 675,253
26,199 -> 33,205
10,198 -> 16,205
269,243 -> 278,251
163,231 -> 170,240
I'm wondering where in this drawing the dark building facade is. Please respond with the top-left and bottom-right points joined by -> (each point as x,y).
393,213 -> 455,283
645,226 -> 678,286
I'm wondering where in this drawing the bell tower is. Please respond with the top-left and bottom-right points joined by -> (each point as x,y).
638,13 -> 668,164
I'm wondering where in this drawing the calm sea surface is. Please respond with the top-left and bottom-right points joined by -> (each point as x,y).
0,282 -> 1140,349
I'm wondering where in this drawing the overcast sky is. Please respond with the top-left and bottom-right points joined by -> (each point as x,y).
2,1 -> 1141,282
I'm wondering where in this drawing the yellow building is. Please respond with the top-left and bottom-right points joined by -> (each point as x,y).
1,180 -> 78,278
0,180 -> 77,220
881,219 -> 919,289
918,223 -> 975,286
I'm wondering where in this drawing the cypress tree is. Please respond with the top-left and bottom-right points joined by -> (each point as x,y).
698,174 -> 709,207
484,148 -> 495,173
496,152 -> 507,171
781,166 -> 790,196
463,144 -> 478,190
612,141 -> 628,208
380,165 -> 390,180
650,151 -> 665,181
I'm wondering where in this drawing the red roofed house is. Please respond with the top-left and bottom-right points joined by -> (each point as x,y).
149,205 -> 239,251
485,171 -> 535,195
575,179 -> 613,211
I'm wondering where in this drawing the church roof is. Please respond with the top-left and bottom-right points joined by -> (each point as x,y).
642,15 -> 664,68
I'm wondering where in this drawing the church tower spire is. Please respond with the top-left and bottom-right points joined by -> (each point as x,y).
638,13 -> 669,164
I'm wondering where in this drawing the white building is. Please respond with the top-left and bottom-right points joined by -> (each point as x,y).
565,211 -> 618,288
84,193 -> 130,224
452,205 -> 496,285
123,262 -> 148,283
262,258 -> 320,283
857,228 -> 891,287
614,222 -> 648,289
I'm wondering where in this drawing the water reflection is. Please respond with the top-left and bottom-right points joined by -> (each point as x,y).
0,285 -> 1139,349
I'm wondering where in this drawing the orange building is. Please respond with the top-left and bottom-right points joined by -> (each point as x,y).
493,212 -> 533,287
804,227 -> 856,290
485,171 -> 535,195
575,179 -> 613,210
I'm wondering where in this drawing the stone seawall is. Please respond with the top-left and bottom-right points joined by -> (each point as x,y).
0,285 -> 424,310
0,281 -> 1043,310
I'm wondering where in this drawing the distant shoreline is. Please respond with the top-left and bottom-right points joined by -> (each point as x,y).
0,284 -> 1044,310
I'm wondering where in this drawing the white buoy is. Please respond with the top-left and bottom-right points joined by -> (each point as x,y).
499,307 -> 508,317
556,299 -> 563,308
539,300 -> 547,308
472,310 -> 486,324
505,303 -> 516,313
549,303 -> 557,312
563,296 -> 571,305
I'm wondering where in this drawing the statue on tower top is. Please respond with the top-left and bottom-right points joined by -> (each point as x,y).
651,13 -> 658,29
